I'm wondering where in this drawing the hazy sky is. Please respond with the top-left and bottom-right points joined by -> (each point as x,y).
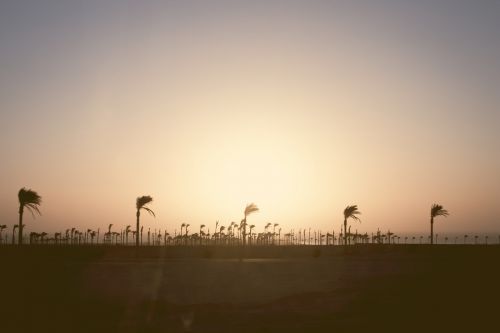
1,0 -> 499,235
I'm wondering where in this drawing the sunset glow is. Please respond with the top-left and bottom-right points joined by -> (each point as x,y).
0,0 -> 499,235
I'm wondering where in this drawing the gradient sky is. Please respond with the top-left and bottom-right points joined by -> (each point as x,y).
1,0 -> 499,235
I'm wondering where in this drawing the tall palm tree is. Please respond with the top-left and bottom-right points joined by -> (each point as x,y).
430,204 -> 449,245
136,196 -> 155,246
343,205 -> 361,246
18,188 -> 42,245
242,203 -> 259,246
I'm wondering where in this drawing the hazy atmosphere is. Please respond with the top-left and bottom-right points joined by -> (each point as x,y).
1,0 -> 499,234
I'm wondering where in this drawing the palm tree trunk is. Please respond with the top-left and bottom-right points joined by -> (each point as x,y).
242,218 -> 247,246
136,210 -> 140,246
18,206 -> 23,245
343,218 -> 347,246
430,217 -> 434,245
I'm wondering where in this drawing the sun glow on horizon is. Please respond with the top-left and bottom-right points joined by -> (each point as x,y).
0,1 -> 499,235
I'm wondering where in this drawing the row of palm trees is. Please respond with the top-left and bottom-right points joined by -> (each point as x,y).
4,186 -> 488,247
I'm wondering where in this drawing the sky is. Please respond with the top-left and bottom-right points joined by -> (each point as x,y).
0,0 -> 499,236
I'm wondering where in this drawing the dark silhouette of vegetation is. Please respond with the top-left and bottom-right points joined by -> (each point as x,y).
0,225 -> 6,244
136,196 -> 155,246
430,204 -> 449,245
241,203 -> 259,246
343,205 -> 361,246
17,188 -> 42,245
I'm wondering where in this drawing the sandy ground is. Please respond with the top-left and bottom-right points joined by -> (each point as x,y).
1,245 -> 499,332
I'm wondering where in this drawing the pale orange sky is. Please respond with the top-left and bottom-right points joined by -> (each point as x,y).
0,1 -> 499,235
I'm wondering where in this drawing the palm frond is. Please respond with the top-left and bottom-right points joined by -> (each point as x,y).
136,195 -> 153,210
25,203 -> 42,218
142,207 -> 156,217
344,205 -> 361,222
431,204 -> 449,218
18,188 -> 42,205
244,203 -> 259,217
18,188 -> 42,216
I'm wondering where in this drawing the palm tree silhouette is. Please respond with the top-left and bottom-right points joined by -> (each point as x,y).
242,203 -> 259,246
430,204 -> 449,245
0,225 -> 6,244
249,225 -> 255,245
17,188 -> 42,245
135,196 -> 155,246
125,225 -> 131,245
200,225 -> 206,245
12,225 -> 19,244
343,205 -> 361,246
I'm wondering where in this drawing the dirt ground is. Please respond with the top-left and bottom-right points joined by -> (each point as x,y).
1,245 -> 499,332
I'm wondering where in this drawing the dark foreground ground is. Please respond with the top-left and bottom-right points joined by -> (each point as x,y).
1,245 -> 499,332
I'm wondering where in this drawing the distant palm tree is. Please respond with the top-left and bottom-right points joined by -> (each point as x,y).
12,225 -> 19,244
249,225 -> 255,245
343,205 -> 361,246
105,224 -> 113,244
242,203 -> 259,246
200,224 -> 206,245
0,225 -> 6,244
430,204 -> 449,245
125,225 -> 131,245
273,223 -> 279,245
136,196 -> 155,246
17,188 -> 42,245
181,223 -> 186,239
90,231 -> 96,244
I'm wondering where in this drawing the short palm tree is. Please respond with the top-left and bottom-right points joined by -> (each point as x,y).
136,196 -> 155,246
343,205 -> 361,246
0,225 -> 6,244
125,225 -> 131,245
430,204 -> 449,245
12,225 -> 19,244
242,203 -> 259,246
18,188 -> 42,245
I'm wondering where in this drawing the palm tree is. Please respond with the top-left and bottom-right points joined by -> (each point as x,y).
249,225 -> 255,245
343,205 -> 361,246
0,225 -> 6,244
430,204 -> 449,245
242,203 -> 259,246
12,225 -> 19,244
136,196 -> 155,246
185,224 -> 190,245
125,225 -> 131,245
17,188 -> 42,245
200,224 -> 206,245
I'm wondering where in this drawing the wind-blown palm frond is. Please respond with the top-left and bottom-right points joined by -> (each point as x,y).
244,203 -> 259,217
18,188 -> 42,217
142,207 -> 155,217
344,205 -> 361,222
136,195 -> 155,216
431,204 -> 449,218
137,196 -> 153,210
